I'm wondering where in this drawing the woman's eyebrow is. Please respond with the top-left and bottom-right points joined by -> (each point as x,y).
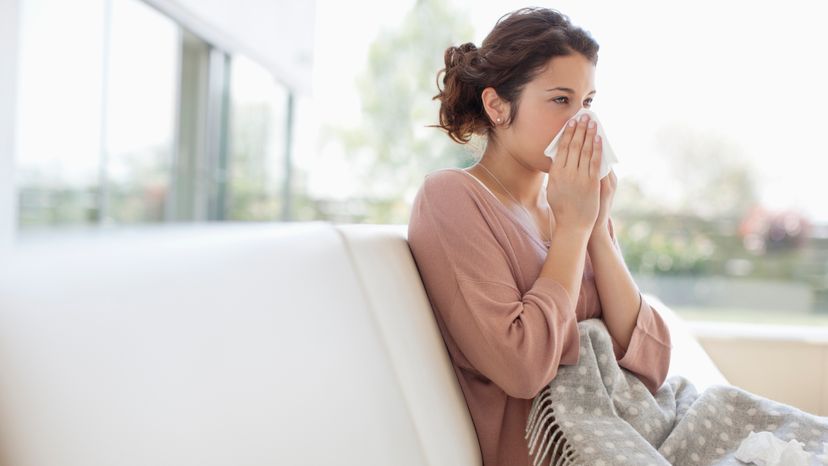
546,87 -> 597,95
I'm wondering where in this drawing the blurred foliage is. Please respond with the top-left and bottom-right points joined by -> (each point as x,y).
614,212 -> 821,279
17,182 -> 99,228
18,143 -> 171,228
320,0 -> 478,223
613,214 -> 717,276
607,130 -> 828,313
612,211 -> 828,312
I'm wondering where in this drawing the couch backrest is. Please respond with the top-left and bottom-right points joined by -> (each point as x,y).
0,222 -> 479,466
335,224 -> 482,466
0,221 -> 727,466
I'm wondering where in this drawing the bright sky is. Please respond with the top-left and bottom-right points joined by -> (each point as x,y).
303,0 -> 828,223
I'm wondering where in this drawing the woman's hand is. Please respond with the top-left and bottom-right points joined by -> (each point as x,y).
590,169 -> 617,244
546,114 -> 602,235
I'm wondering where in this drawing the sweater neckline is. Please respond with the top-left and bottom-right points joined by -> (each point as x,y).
447,168 -> 552,248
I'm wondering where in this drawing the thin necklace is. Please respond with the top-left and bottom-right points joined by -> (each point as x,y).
477,162 -> 552,243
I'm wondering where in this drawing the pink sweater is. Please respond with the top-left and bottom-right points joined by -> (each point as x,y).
407,168 -> 672,466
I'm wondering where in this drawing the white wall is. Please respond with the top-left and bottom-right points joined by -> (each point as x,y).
0,0 -> 20,254
143,0 -> 316,95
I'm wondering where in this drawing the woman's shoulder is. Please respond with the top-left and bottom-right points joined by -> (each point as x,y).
420,167 -> 477,197
410,167 -> 484,226
424,166 -> 465,182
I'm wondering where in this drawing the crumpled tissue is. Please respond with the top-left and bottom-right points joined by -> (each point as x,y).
734,430 -> 828,465
543,107 -> 619,180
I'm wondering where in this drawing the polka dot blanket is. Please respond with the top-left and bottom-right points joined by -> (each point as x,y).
525,318 -> 828,465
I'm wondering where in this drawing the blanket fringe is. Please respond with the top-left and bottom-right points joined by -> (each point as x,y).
525,385 -> 581,466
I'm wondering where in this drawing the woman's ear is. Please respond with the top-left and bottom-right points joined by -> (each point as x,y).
481,87 -> 509,125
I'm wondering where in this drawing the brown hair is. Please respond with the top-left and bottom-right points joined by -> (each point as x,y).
431,7 -> 599,144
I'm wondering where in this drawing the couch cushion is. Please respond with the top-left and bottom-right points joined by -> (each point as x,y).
0,222 -> 429,466
336,223 -> 482,466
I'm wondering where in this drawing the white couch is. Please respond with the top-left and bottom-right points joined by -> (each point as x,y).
0,221 -> 729,466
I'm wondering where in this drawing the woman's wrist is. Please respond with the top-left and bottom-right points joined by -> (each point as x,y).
587,228 -> 613,253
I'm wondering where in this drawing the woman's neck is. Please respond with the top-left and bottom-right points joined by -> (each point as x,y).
475,146 -> 547,208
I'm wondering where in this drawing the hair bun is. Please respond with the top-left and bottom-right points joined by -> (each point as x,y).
446,42 -> 478,69
458,42 -> 477,54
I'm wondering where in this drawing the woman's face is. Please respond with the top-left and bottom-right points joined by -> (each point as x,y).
500,54 -> 597,170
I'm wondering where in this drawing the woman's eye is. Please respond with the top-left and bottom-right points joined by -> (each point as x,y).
553,96 -> 594,106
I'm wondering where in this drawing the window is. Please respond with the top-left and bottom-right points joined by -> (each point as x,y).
14,0 -> 296,229
15,0 -> 107,229
103,0 -> 178,224
227,55 -> 291,221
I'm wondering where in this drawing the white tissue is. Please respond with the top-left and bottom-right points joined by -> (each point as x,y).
543,107 -> 618,179
734,430 -> 827,466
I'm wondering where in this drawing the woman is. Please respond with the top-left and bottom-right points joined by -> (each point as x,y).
407,7 -> 672,466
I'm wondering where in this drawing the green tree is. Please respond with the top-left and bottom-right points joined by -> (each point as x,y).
322,0 -> 478,223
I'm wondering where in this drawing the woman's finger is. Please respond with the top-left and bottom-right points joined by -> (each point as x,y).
555,118 -> 577,169
591,133 -> 602,179
566,116 -> 588,172
580,119 -> 597,175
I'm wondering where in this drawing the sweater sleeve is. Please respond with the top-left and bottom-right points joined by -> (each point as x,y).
407,172 -> 580,400
604,216 -> 673,396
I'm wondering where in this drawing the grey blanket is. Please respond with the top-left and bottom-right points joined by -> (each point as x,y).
525,318 -> 828,465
